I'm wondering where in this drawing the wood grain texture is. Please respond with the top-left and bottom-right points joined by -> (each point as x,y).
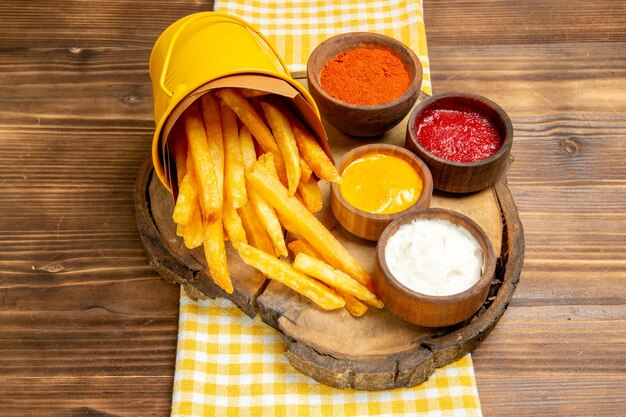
0,1 -> 215,415
139,158 -> 518,390
423,1 -> 626,415
136,80 -> 515,388
0,0 -> 624,415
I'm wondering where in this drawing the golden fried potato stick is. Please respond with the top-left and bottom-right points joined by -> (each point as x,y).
179,206 -> 204,249
172,151 -> 199,226
257,152 -> 278,178
246,160 -> 374,290
200,93 -> 224,197
220,102 -> 247,208
215,88 -> 278,154
240,127 -> 288,257
183,103 -> 220,222
247,186 -> 288,258
168,123 -> 198,237
287,239 -> 369,316
293,253 -> 383,308
238,203 -> 276,256
288,239 -> 368,316
276,213 -> 299,237
261,101 -> 301,195
214,88 -> 288,185
239,126 -> 256,170
237,243 -> 344,310
203,215 -> 233,294
222,201 -> 247,247
240,88 -> 270,98
287,239 -> 322,259
172,153 -> 204,248
299,154 -> 313,182
296,175 -> 323,213
287,110 -> 341,184
342,295 -> 369,317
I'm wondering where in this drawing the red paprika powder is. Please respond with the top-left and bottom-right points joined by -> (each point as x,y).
320,47 -> 410,106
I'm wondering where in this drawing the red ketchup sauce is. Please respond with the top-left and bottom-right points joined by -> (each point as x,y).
414,107 -> 502,162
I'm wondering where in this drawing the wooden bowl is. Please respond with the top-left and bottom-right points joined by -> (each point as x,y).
307,32 -> 422,137
373,208 -> 496,327
405,93 -> 513,193
330,144 -> 433,241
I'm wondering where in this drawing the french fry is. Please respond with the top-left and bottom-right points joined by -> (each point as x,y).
167,140 -> 204,249
172,152 -> 199,225
200,93 -> 224,197
238,202 -> 276,256
203,215 -> 233,294
293,253 -> 383,308
183,104 -> 220,222
288,240 -> 368,317
288,111 -> 341,183
257,152 -> 278,178
241,128 -> 288,257
246,160 -> 374,290
299,154 -> 313,182
239,126 -> 256,170
173,147 -> 203,248
296,175 -> 323,213
237,243 -> 344,310
240,88 -> 270,98
220,102 -> 247,208
288,239 -> 322,259
247,186 -> 288,258
261,101 -> 301,195
222,201 -> 247,247
214,88 -> 288,185
276,213 -> 299,237
215,89 -> 279,154
179,205 -> 204,249
168,122 -> 194,228
342,294 -> 369,317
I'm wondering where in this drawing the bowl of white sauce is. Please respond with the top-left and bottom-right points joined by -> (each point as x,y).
374,208 -> 496,327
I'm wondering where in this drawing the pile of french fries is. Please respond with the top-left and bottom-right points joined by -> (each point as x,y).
168,87 -> 382,316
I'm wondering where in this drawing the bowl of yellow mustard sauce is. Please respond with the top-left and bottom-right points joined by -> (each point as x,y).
330,144 -> 433,241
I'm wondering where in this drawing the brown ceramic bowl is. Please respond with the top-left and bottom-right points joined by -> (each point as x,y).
405,93 -> 513,193
330,144 -> 433,241
373,208 -> 496,327
307,32 -> 422,137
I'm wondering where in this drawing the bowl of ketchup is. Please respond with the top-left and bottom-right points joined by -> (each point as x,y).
405,93 -> 513,193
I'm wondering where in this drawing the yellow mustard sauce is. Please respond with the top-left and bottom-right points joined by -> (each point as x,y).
339,153 -> 423,214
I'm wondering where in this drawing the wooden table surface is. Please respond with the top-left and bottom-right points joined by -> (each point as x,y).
1,1 -> 624,415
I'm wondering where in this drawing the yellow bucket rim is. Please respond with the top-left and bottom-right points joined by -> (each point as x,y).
149,12 -> 320,191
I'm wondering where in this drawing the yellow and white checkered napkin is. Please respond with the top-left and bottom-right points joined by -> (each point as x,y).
172,1 -> 483,415
214,0 -> 432,94
172,292 -> 482,417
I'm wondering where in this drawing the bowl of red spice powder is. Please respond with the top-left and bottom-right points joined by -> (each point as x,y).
307,32 -> 422,137
405,93 -> 513,193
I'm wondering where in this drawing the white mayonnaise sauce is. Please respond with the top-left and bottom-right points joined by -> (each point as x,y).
384,218 -> 483,296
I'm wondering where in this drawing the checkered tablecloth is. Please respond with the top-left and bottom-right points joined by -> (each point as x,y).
214,0 -> 431,94
171,1 -> 483,416
172,293 -> 481,416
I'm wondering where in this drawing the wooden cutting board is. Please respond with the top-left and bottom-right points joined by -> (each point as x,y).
134,89 -> 524,390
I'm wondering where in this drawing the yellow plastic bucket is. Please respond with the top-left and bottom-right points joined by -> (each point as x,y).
149,12 -> 321,190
